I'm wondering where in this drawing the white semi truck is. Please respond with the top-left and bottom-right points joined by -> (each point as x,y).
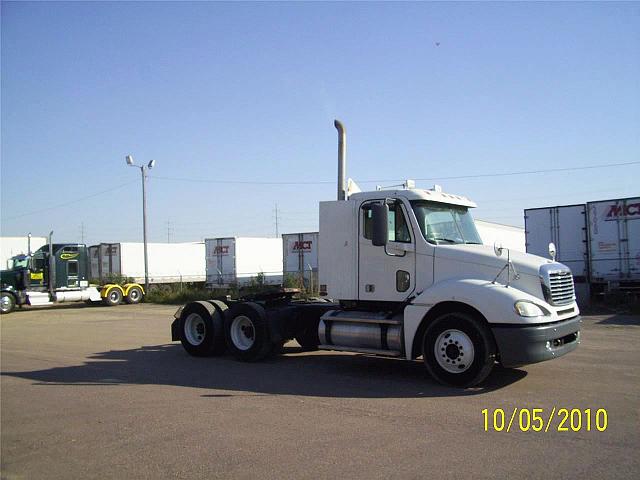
171,121 -> 581,387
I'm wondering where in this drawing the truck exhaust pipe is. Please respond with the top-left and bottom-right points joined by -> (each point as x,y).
48,231 -> 55,298
334,119 -> 346,201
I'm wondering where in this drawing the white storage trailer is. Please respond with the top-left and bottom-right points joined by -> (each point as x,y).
205,237 -> 283,287
1,236 -> 47,269
90,242 -> 205,284
282,232 -> 319,290
475,220 -> 525,252
524,205 -> 588,281
587,197 -> 640,284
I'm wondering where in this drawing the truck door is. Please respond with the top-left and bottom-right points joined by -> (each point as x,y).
358,200 -> 416,302
66,260 -> 79,287
29,253 -> 46,288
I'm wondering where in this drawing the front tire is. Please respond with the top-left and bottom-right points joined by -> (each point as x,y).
179,301 -> 226,357
422,312 -> 496,388
0,293 -> 16,314
224,302 -> 273,362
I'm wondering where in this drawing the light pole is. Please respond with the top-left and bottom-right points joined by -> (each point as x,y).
126,155 -> 156,293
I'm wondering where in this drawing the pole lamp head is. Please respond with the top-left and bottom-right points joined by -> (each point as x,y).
148,159 -> 156,169
126,155 -> 135,166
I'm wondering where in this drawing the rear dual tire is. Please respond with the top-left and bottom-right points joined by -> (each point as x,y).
224,302 -> 275,362
103,287 -> 123,306
125,286 -> 143,304
179,301 -> 227,357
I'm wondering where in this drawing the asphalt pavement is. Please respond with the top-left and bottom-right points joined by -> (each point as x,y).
1,304 -> 638,479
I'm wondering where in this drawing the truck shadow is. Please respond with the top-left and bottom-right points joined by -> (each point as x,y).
9,302 -> 105,313
1,344 -> 527,398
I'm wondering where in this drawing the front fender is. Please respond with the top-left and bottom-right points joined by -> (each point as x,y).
403,278 -> 561,359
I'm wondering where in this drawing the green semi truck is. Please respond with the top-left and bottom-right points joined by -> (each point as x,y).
0,235 -> 144,314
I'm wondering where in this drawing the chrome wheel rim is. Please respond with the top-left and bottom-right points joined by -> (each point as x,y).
434,329 -> 475,373
0,295 -> 12,313
184,313 -> 206,346
230,315 -> 255,351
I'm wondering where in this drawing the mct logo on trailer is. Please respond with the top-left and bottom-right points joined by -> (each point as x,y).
588,197 -> 640,283
604,202 -> 640,221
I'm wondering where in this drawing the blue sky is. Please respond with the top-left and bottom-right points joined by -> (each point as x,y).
2,1 -> 638,245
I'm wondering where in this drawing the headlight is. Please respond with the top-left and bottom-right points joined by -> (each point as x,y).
514,301 -> 549,317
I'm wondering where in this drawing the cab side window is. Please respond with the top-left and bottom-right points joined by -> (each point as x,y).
33,254 -> 45,271
389,202 -> 411,243
362,201 -> 411,243
362,205 -> 374,239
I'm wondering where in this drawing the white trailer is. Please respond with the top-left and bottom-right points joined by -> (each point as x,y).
475,220 -> 525,252
282,232 -> 319,290
524,205 -> 588,281
205,237 -> 283,287
1,236 -> 47,269
171,121 -> 580,388
90,242 -> 205,284
587,197 -> 640,284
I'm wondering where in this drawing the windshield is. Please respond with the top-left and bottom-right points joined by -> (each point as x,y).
9,255 -> 30,270
411,201 -> 482,245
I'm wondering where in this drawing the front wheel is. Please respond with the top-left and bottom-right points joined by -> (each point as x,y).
422,312 -> 496,388
0,293 -> 16,314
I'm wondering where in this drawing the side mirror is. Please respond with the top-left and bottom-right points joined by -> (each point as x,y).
372,203 -> 389,247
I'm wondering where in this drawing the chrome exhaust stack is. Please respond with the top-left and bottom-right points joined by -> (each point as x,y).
334,119 -> 346,201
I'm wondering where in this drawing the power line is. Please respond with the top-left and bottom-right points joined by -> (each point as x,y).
148,160 -> 639,186
2,180 -> 138,221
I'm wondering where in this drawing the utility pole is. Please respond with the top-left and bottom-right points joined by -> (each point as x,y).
167,220 -> 173,243
80,222 -> 85,244
275,203 -> 279,238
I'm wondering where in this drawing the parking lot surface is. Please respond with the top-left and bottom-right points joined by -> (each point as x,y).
1,304 -> 639,479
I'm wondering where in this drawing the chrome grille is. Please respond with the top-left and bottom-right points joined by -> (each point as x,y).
540,265 -> 576,306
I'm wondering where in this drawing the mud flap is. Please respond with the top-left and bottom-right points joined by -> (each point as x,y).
171,318 -> 180,342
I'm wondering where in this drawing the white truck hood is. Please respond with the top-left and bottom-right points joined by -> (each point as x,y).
433,243 -> 565,300
436,244 -> 555,274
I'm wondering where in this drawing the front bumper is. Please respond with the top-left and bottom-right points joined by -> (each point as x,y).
491,316 -> 581,368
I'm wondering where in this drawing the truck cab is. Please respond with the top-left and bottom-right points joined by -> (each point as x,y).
318,182 -> 581,385
171,120 -> 581,388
